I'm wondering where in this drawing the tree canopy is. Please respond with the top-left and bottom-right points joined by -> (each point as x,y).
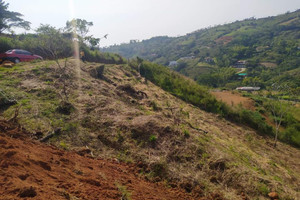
65,18 -> 93,38
35,24 -> 72,60
0,0 -> 30,33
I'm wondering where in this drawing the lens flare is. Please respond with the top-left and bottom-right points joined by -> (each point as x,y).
68,0 -> 82,120
68,0 -> 80,60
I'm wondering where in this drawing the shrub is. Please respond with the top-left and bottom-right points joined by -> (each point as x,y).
140,61 -> 230,115
183,129 -> 190,138
116,183 -> 132,200
81,46 -> 126,64
150,100 -> 160,111
150,162 -> 168,179
56,101 -> 75,115
238,109 -> 273,135
282,124 -> 300,147
0,36 -> 15,52
149,135 -> 157,143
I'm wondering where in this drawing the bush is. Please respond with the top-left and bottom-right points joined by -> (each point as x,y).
0,36 -> 15,52
149,135 -> 157,143
82,46 -> 126,64
238,109 -> 273,135
282,124 -> 300,147
140,61 -> 230,115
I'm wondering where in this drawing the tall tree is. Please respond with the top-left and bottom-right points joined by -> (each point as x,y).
266,83 -> 293,147
35,24 -> 73,103
85,35 -> 100,50
35,24 -> 72,62
65,18 -> 93,39
0,0 -> 30,33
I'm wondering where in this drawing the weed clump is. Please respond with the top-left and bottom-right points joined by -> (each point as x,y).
116,183 -> 132,200
56,101 -> 74,115
0,90 -> 17,110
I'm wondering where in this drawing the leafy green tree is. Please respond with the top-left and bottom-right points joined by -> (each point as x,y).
65,18 -> 93,39
35,24 -> 73,103
265,83 -> 293,147
35,24 -> 72,62
0,0 -> 30,33
85,35 -> 100,50
85,34 -> 108,49
242,77 -> 263,87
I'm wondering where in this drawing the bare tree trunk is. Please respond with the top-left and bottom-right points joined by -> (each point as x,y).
271,101 -> 285,148
274,128 -> 279,148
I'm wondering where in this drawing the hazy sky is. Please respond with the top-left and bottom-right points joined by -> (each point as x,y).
7,0 -> 300,47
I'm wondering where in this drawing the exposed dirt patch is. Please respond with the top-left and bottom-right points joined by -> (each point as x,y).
260,62 -> 278,68
0,120 -> 206,200
215,36 -> 233,45
212,91 -> 255,110
279,17 -> 299,25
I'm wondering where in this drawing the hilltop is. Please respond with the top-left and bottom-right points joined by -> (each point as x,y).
1,59 -> 300,199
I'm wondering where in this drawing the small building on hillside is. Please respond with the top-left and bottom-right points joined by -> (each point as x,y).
204,57 -> 214,64
179,56 -> 195,60
233,60 -> 247,68
169,61 -> 178,67
256,46 -> 270,52
236,87 -> 260,91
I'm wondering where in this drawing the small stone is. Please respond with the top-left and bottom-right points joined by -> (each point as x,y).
268,192 -> 279,199
19,186 -> 37,198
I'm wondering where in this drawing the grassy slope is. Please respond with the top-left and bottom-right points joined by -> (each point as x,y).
0,60 -> 300,199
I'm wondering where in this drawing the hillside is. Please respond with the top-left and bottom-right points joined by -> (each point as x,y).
1,59 -> 300,199
103,10 -> 300,89
0,119 -> 200,200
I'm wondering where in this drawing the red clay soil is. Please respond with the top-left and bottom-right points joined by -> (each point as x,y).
212,91 -> 255,111
0,120 -> 215,200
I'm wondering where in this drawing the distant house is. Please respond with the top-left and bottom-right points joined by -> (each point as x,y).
169,61 -> 178,67
204,57 -> 214,64
297,46 -> 300,50
256,46 -> 270,52
179,56 -> 195,60
236,87 -> 260,91
233,60 -> 247,68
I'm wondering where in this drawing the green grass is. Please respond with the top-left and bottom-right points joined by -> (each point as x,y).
257,182 -> 269,196
116,183 -> 132,200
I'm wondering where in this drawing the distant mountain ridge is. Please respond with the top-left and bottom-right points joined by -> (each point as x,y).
103,9 -> 300,89
103,9 -> 300,65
